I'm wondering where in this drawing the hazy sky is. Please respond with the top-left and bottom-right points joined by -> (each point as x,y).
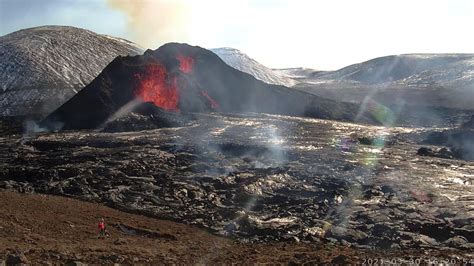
1,0 -> 473,70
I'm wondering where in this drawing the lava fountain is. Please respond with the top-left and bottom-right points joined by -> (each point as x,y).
133,55 -> 195,112
134,54 -> 220,112
134,62 -> 180,112
201,90 -> 219,109
177,54 -> 194,74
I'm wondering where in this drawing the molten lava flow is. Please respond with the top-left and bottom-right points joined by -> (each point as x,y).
200,90 -> 219,109
177,54 -> 194,73
134,63 -> 180,112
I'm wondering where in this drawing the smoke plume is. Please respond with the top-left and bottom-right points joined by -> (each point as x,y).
107,0 -> 190,49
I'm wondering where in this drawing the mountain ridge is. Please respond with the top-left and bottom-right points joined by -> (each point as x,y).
0,25 -> 144,117
211,47 -> 296,87
292,53 -> 474,111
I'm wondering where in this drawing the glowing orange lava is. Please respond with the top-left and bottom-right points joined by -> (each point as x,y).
134,63 -> 180,112
177,54 -> 194,73
201,90 -> 219,109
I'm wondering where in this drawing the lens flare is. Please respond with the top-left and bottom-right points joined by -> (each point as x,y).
357,96 -> 397,127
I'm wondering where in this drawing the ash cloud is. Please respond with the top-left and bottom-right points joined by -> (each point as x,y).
106,0 -> 190,49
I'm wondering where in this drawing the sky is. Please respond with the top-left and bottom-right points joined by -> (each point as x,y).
1,0 -> 473,70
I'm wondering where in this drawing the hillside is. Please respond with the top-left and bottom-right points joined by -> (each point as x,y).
293,54 -> 474,111
211,47 -> 296,86
4,191 -> 457,264
0,26 -> 143,117
315,54 -> 474,86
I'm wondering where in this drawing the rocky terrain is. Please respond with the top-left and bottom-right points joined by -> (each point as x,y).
1,112 -> 473,260
416,115 -> 474,161
0,26 -> 143,117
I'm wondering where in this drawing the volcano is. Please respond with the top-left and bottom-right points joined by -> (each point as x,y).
42,43 -> 373,130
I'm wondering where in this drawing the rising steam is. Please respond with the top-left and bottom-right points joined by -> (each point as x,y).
107,0 -> 190,49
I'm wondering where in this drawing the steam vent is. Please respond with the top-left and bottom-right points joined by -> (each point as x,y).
42,43 -> 371,130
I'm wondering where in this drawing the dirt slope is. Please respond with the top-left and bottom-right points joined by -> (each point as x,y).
0,191 -> 349,264
2,191 -> 470,264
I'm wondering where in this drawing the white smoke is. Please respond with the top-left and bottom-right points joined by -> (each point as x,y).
106,0 -> 191,49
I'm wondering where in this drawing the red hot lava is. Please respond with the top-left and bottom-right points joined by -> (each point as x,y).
201,90 -> 219,109
134,63 -> 180,112
177,54 -> 194,73
134,55 -> 204,112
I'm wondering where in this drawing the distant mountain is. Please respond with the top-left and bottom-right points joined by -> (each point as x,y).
42,43 -> 373,130
273,67 -> 326,83
211,47 -> 296,86
293,54 -> 474,110
315,54 -> 474,86
0,26 -> 144,117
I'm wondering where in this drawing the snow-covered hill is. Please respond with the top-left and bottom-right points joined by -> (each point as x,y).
211,47 -> 296,87
0,26 -> 144,117
273,67 -> 326,83
293,54 -> 474,110
315,54 -> 474,87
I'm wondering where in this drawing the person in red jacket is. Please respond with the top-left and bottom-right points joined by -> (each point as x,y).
97,218 -> 110,238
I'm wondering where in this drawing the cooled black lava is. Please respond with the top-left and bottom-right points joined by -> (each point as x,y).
2,113 -> 473,252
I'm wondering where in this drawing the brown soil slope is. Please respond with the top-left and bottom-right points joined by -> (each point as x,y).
0,191 -> 471,264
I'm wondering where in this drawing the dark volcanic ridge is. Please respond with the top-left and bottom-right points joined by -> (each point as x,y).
41,43 -> 379,131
